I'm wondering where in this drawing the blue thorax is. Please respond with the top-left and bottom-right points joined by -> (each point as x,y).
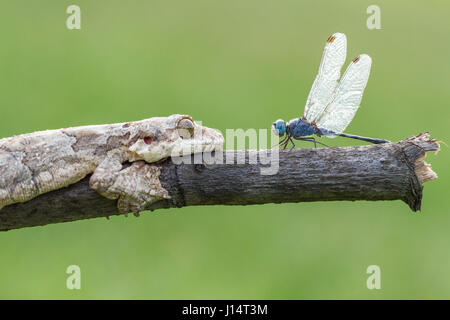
287,118 -> 317,138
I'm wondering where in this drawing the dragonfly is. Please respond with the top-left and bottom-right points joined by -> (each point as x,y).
272,32 -> 390,149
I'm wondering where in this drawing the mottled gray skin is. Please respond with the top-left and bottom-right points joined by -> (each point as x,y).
0,114 -> 223,213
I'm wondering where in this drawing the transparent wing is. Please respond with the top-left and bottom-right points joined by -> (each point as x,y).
303,33 -> 347,122
315,54 -> 372,136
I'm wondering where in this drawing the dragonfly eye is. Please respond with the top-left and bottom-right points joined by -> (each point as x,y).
177,118 -> 195,139
272,124 -> 282,136
272,119 -> 286,136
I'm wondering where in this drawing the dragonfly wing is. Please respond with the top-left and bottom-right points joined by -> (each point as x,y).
316,54 -> 372,136
304,33 -> 347,122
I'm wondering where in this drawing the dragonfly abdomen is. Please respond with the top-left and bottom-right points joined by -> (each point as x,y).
317,128 -> 389,144
336,133 -> 390,144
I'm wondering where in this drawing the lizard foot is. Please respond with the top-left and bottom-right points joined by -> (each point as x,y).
103,161 -> 170,215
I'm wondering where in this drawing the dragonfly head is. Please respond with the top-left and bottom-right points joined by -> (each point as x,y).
272,119 -> 286,137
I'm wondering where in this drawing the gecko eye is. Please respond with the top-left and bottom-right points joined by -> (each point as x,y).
144,137 -> 153,145
177,118 -> 195,139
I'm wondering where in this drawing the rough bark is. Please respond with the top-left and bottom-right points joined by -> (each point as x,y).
0,133 -> 439,231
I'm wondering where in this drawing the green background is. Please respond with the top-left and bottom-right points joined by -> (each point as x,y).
0,0 -> 448,299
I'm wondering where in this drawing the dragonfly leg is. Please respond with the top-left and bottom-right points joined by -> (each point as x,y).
288,136 -> 296,151
295,136 -> 316,147
311,138 -> 329,147
298,137 -> 315,147
308,137 -> 329,148
282,135 -> 292,149
279,135 -> 289,146
298,137 -> 329,148
272,135 -> 288,149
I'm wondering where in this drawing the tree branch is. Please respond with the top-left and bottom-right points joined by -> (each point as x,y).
0,133 -> 439,231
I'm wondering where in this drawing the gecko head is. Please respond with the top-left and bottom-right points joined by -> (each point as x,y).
272,119 -> 286,137
128,114 -> 224,163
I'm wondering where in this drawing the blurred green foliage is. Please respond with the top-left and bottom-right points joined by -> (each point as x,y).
0,0 -> 448,299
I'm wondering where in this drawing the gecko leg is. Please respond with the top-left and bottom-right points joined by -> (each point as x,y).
90,153 -> 170,215
89,151 -> 126,200
111,161 -> 170,215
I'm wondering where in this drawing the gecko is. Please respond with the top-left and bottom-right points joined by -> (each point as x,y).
0,114 -> 223,214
